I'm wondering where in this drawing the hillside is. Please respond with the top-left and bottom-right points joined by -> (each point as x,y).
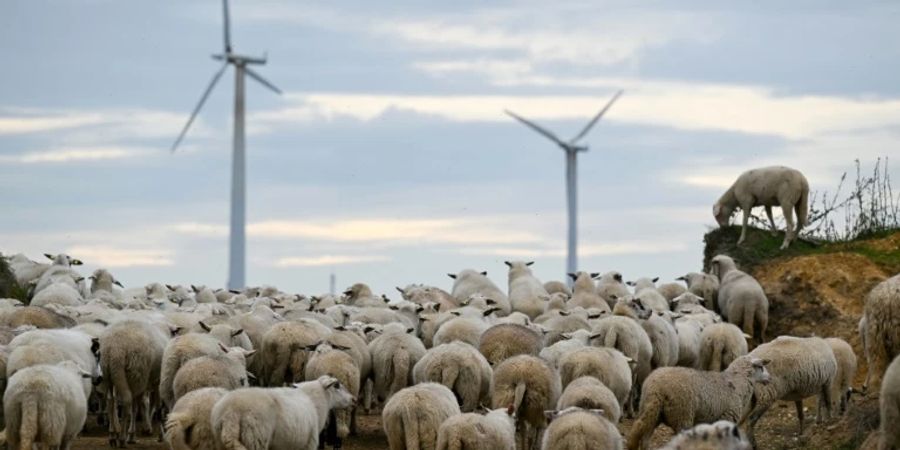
703,226 -> 900,449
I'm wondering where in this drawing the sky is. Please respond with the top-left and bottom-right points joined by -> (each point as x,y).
2,1 -> 899,296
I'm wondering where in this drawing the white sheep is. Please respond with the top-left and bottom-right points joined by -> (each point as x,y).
713,166 -> 809,249
3,361 -> 89,450
539,329 -> 593,369
590,298 -> 653,413
643,311 -> 680,369
698,323 -> 750,371
382,382 -> 461,450
211,375 -> 355,450
674,316 -> 703,369
543,280 -> 571,297
657,282 -> 687,302
304,341 -> 360,447
30,282 -> 84,308
626,357 -> 772,450
258,320 -> 331,387
542,407 -> 623,450
413,341 -> 492,412
160,332 -> 227,408
491,354 -> 561,450
164,387 -> 228,450
557,376 -> 621,423
172,345 -> 254,401
628,277 -> 670,312
478,323 -> 543,367
448,269 -> 510,315
825,337 -> 858,415
862,273 -> 900,392
677,272 -> 720,312
432,315 -> 490,348
567,272 -> 609,311
595,271 -> 630,309
436,406 -> 516,450
879,354 -> 900,450
368,323 -> 426,404
506,260 -> 549,320
7,253 -> 50,287
558,346 -> 633,413
660,420 -> 751,450
710,255 -> 769,345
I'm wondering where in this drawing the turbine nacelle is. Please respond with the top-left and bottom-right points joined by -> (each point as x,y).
211,53 -> 268,65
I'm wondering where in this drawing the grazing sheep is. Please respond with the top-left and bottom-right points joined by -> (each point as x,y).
491,355 -> 561,450
3,361 -> 89,450
541,407 -> 623,450
305,342 -> 360,447
369,323 -> 426,404
259,320 -> 331,387
506,261 -> 549,320
557,376 -> 621,423
710,255 -> 768,345
160,333 -> 226,408
626,357 -> 772,450
596,271 -> 630,309
172,345 -> 254,401
825,337 -> 857,415
713,166 -> 809,249
448,269 -> 510,316
558,346 -> 632,412
478,323 -> 542,366
862,273 -> 900,392
211,375 -> 355,450
657,282 -> 687,302
436,406 -> 516,450
100,319 -> 170,446
879,354 -> 900,450
543,280 -> 571,297
660,420 -> 751,450
744,336 -> 837,444
568,272 -> 609,311
677,273 -> 720,313
413,341 -> 492,412
698,323 -> 750,372
432,316 -> 490,348
382,382 -> 461,450
164,387 -> 228,450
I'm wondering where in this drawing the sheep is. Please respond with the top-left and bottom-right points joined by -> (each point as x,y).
436,406 -> 516,450
211,375 -> 355,450
478,323 -> 542,366
506,260 -> 550,319
541,407 -> 623,450
558,346 -> 632,412
825,337 -> 857,415
369,323 -> 426,404
172,345 -> 254,401
432,315 -> 490,348
862,273 -> 900,392
8,328 -> 98,395
709,255 -> 768,345
397,284 -> 460,312
89,268 -> 123,294
541,292 -> 569,314
539,329 -> 593,369
3,361 -> 90,450
413,341 -> 492,412
590,298 -> 653,412
160,332 -> 227,408
677,272 -> 719,312
540,313 -> 591,347
713,165 -> 809,249
596,271 -> 630,309
0,305 -> 75,329
567,271 -> 609,311
698,323 -> 750,371
30,282 -> 84,308
164,387 -> 228,450
674,316 -> 703,368
382,382 -> 461,450
327,325 -> 373,385
543,280 -> 571,296
343,283 -> 389,308
32,253 -> 85,296
557,376 -> 621,423
743,336 -> 837,444
7,253 -> 50,287
491,355 -> 561,450
880,354 -> 900,450
305,341 -> 360,447
99,319 -> 170,446
448,269 -> 511,316
643,311 -> 680,369
660,420 -> 751,450
625,357 -> 772,450
628,277 -> 670,312
258,320 -> 331,387
657,282 -> 687,302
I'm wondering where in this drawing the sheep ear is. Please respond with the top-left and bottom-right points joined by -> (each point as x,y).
590,272 -> 600,279
451,311 -> 461,317
406,327 -> 415,334
743,333 -> 753,339
568,273 -> 577,281
231,328 -> 244,337
88,275 -> 97,281
229,289 -> 241,294
559,311 -> 570,316
198,321 -> 212,332
246,371 -> 257,381
74,277 -> 85,284
483,307 -> 500,317
395,286 -> 404,294
363,326 -> 376,333
71,259 -> 82,265
382,295 -> 390,303
485,298 -> 496,305
544,410 -> 557,421
481,271 -> 488,276
589,332 -> 602,340
609,294 -> 617,301
415,305 -> 424,313
652,277 -> 659,283
166,284 -> 176,291
526,261 -> 534,266
676,275 -> 687,282
626,281 -> 635,286
44,253 -> 55,260
590,408 -> 605,416
447,273 -> 457,280
170,326 -> 182,337
217,342 -> 228,353
560,332 -> 572,339
333,344 -> 351,351
243,349 -> 257,358
671,313 -> 683,320
504,261 -> 512,267
91,338 -> 100,354
113,280 -> 124,288
389,305 -> 399,310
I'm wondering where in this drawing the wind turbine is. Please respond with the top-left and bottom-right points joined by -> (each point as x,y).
505,90 -> 622,281
171,0 -> 281,290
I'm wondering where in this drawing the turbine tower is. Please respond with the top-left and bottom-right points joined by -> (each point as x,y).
505,90 -> 622,280
171,0 -> 281,290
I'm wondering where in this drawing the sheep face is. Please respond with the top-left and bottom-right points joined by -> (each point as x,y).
747,358 -> 772,385
713,203 -> 734,226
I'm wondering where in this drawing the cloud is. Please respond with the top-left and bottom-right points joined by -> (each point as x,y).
456,240 -> 688,258
272,254 -> 390,267
0,146 -> 152,164
0,107 -> 207,142
66,246 -> 174,267
0,109 -> 107,135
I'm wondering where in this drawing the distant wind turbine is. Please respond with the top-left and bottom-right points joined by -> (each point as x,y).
171,0 -> 282,290
505,90 -> 623,281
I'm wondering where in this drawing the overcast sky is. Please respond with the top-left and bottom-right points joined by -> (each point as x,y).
2,1 -> 899,296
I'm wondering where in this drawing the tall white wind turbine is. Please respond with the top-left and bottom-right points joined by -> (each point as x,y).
505,90 -> 623,281
171,0 -> 281,290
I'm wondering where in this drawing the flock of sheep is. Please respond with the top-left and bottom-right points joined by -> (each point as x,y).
0,165 -> 898,450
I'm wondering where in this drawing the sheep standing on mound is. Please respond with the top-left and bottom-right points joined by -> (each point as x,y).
541,407 -> 623,450
862,273 -> 900,392
710,255 -> 768,346
382,383 -> 461,450
491,355 -> 561,450
712,165 -> 809,249
506,261 -> 549,319
436,406 -> 516,450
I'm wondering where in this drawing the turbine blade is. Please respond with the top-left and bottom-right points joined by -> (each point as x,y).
504,110 -> 565,147
571,89 -> 623,143
245,67 -> 282,95
171,63 -> 229,153
222,0 -> 232,52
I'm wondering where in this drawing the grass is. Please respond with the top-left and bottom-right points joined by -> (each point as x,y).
0,253 -> 29,303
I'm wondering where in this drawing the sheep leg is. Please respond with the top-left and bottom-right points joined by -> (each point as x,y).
765,206 -> 778,235
795,400 -> 805,435
106,392 -> 119,447
141,392 -> 152,435
737,208 -> 750,245
819,383 -> 833,423
780,202 -> 795,249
